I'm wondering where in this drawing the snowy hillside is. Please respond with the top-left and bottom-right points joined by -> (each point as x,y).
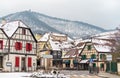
0,10 -> 106,38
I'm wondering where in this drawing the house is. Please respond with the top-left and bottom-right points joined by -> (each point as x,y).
0,20 -> 37,72
63,42 -> 85,69
0,28 -> 8,70
79,31 -> 117,71
37,32 -> 74,69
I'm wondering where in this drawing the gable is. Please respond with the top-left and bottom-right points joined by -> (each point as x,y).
12,27 -> 36,42
0,21 -> 28,37
0,29 -> 8,39
81,42 -> 98,59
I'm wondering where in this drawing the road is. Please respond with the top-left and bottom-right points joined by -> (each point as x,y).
60,70 -> 101,78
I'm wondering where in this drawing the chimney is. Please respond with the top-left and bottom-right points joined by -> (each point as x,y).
1,18 -> 7,25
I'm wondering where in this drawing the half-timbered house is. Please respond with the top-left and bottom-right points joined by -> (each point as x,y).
37,32 -> 74,69
0,20 -> 37,72
0,28 -> 8,70
79,31 -> 117,71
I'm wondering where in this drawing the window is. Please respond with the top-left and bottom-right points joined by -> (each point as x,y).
87,45 -> 91,50
0,40 -> 3,49
22,28 -> 26,35
57,51 -> 62,59
15,57 -> 20,67
15,42 -> 22,50
26,43 -> 32,51
81,55 -> 86,60
100,54 -> 106,60
28,57 -> 32,67
91,54 -> 96,59
53,52 -> 57,59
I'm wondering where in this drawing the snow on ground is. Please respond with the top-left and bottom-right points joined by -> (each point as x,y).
0,72 -> 32,78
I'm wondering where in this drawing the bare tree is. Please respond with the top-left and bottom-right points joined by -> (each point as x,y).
111,28 -> 120,62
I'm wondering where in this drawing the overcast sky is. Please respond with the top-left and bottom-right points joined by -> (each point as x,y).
0,0 -> 120,29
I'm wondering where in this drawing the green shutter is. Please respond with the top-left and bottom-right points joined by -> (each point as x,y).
100,54 -> 106,60
82,55 -> 86,60
100,63 -> 104,68
91,54 -> 96,59
93,63 -> 96,67
63,60 -> 70,64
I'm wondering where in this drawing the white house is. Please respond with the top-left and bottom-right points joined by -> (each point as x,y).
0,20 -> 37,72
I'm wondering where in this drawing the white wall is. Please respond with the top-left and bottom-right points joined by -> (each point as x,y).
3,54 -> 36,72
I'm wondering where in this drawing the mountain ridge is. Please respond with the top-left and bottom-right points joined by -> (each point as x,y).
0,10 -> 106,38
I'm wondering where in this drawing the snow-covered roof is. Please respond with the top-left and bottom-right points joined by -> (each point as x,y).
64,49 -> 78,58
38,32 -> 74,51
97,30 -> 117,35
93,30 -> 118,39
64,43 -> 85,58
60,42 -> 74,49
0,20 -> 28,37
74,38 -> 83,46
51,33 -> 66,36
49,40 -> 61,51
91,31 -> 117,52
67,37 -> 74,42
49,40 -> 75,51
38,32 -> 73,42
92,38 -> 114,52
39,33 -> 50,42
80,39 -> 91,43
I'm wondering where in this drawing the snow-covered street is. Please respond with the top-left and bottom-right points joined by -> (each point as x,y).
0,72 -> 32,78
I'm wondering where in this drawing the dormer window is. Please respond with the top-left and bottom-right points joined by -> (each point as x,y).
22,28 -> 26,35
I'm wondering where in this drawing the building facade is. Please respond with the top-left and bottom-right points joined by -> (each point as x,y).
79,37 -> 114,71
0,20 -> 37,72
37,32 -> 74,69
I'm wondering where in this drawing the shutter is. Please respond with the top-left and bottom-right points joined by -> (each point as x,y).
30,44 -> 32,51
26,43 -> 32,51
15,42 -> 18,50
0,40 -> 3,49
26,43 -> 29,51
15,42 -> 22,50
28,57 -> 32,67
20,42 -> 22,50
93,63 -> 96,67
15,57 -> 19,67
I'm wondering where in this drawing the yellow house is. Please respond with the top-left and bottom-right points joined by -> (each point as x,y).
79,37 -> 114,71
37,32 -> 74,70
36,33 -> 52,69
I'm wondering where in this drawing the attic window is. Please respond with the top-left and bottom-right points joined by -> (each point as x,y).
22,28 -> 26,35
87,45 -> 91,50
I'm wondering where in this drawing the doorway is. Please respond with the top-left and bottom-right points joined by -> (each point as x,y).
0,56 -> 3,68
21,57 -> 26,71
